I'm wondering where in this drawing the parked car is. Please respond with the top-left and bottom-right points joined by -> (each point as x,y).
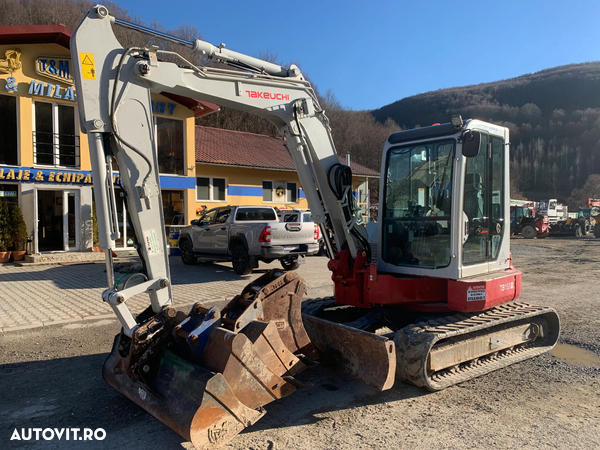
279,209 -> 329,256
178,206 -> 320,274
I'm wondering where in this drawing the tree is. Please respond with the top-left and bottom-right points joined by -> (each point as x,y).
531,138 -> 544,189
8,205 -> 28,250
548,162 -> 559,197
567,174 -> 600,209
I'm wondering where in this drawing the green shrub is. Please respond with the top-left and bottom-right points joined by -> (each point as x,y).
8,205 -> 28,251
0,200 -> 9,252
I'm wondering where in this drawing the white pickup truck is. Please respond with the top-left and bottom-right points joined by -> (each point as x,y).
279,209 -> 327,256
178,206 -> 320,274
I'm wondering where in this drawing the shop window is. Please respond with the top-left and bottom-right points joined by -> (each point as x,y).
196,177 -> 226,201
156,117 -> 184,175
161,190 -> 185,226
286,182 -> 298,203
263,180 -> 298,203
0,184 -> 19,206
0,95 -> 18,165
262,181 -> 273,202
33,102 -> 79,168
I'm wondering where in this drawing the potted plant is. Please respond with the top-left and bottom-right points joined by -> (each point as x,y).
8,204 -> 28,261
0,200 -> 10,262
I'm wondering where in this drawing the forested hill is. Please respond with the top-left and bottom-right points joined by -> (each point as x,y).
4,0 -> 598,205
371,62 -> 600,205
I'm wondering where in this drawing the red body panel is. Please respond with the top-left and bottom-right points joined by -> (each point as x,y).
586,198 -> 600,208
447,268 -> 522,312
536,216 -> 549,234
329,249 -> 522,313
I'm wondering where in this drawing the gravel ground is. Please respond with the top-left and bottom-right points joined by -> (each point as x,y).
1,238 -> 599,450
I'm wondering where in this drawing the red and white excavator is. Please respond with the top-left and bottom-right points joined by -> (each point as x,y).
71,6 -> 560,448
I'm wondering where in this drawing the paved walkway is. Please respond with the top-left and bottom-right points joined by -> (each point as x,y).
0,256 -> 333,333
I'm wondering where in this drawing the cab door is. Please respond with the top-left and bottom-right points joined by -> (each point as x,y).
212,207 -> 232,254
461,133 -> 506,276
192,208 -> 217,252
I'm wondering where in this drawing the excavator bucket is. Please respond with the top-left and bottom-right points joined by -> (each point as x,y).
302,313 -> 396,391
103,338 -> 266,448
221,270 -> 320,360
103,270 -> 317,449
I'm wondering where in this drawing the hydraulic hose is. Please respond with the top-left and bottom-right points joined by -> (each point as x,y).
327,163 -> 371,261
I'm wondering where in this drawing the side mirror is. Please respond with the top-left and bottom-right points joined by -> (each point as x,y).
462,130 -> 481,157
190,219 -> 198,226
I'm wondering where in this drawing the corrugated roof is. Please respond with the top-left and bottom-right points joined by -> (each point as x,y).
195,126 -> 380,177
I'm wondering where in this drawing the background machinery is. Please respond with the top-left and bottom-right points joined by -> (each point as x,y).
510,203 -> 549,239
71,6 -> 560,449
537,198 -> 568,228
586,198 -> 600,237
568,199 -> 600,237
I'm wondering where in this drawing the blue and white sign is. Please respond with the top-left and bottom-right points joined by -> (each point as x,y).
27,80 -> 75,101
35,56 -> 73,84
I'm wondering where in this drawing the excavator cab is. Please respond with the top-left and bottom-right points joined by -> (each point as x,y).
379,119 -> 510,280
382,138 -> 454,268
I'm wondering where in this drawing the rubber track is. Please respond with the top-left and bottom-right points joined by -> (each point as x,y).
394,302 -> 560,391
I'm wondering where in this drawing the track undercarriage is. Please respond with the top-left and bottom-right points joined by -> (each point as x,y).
303,298 -> 560,392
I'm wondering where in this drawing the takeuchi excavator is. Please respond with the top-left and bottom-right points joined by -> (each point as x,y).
70,6 -> 560,448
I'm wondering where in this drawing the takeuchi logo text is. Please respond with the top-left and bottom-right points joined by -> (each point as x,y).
245,90 -> 290,101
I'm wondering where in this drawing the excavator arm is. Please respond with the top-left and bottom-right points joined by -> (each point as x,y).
72,7 -> 366,335
70,6 -> 372,448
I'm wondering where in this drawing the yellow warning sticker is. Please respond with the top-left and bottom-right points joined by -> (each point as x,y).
79,52 -> 96,79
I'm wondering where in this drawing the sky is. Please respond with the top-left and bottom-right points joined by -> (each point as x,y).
105,0 -> 600,111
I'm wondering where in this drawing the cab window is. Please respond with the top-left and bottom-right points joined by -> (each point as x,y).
215,207 -> 232,224
200,209 -> 217,224
382,138 -> 455,269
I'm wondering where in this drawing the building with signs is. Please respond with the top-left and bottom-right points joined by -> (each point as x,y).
0,25 -> 217,255
194,126 -> 379,221
0,24 -> 378,259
